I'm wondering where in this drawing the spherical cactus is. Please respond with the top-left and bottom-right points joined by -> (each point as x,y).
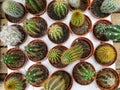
61,45 -> 83,64
2,0 -> 24,18
100,0 -> 120,13
68,0 -> 81,8
70,10 -> 85,27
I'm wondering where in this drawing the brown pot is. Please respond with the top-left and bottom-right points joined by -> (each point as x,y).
92,19 -> 112,42
26,64 -> 49,87
5,3 -> 27,23
94,43 -> 117,66
25,39 -> 48,62
5,48 -> 27,70
71,37 -> 94,60
69,15 -> 92,36
72,61 -> 96,85
25,0 -> 47,16
90,0 -> 110,19
48,22 -> 70,44
96,68 -> 119,90
48,45 -> 68,68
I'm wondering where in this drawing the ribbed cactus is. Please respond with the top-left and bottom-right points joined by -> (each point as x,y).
68,0 -> 81,8
70,10 -> 85,27
2,0 -> 24,18
5,77 -> 24,90
54,0 -> 68,17
100,0 -> 120,13
41,75 -> 66,90
61,45 -> 83,64
48,24 -> 63,41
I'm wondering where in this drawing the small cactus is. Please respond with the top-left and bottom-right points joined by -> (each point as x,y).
48,24 -> 64,41
70,10 -> 85,27
54,0 -> 68,17
5,77 -> 24,90
100,0 -> 120,13
68,0 -> 81,8
61,45 -> 83,64
2,0 -> 24,18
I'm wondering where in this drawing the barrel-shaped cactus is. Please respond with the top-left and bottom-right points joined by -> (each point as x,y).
68,0 -> 81,8
54,0 -> 68,17
70,10 -> 85,27
61,45 -> 83,64
2,0 -> 24,18
100,0 -> 120,13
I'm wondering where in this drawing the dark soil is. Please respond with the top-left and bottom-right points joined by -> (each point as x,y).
0,73 -> 7,82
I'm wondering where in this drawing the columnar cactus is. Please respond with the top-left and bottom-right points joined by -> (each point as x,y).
5,77 -> 24,90
54,0 -> 68,17
61,45 -> 83,64
2,0 -> 24,18
48,24 -> 63,41
100,0 -> 120,13
68,0 -> 81,8
70,10 -> 85,27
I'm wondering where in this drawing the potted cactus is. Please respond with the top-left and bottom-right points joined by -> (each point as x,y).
23,17 -> 47,38
4,72 -> 26,90
48,22 -> 70,44
2,0 -> 26,23
96,68 -> 119,90
25,64 -> 49,87
3,48 -> 27,70
69,10 -> 92,35
25,0 -> 47,15
47,45 -> 68,68
0,25 -> 26,46
47,0 -> 69,20
25,39 -> 48,62
94,43 -> 117,66
73,61 -> 96,85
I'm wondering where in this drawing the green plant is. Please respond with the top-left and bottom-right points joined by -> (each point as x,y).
68,0 -> 81,8
5,77 -> 24,90
117,88 -> 120,90
100,0 -> 120,13
70,10 -> 85,27
41,75 -> 66,90
48,24 -> 63,41
61,45 -> 83,64
54,0 -> 68,17
2,0 -> 24,18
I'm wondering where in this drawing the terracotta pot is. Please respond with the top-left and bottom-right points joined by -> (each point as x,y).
48,22 -> 70,44
96,68 -> 119,90
69,15 -> 92,36
26,64 -> 49,87
71,37 -> 94,60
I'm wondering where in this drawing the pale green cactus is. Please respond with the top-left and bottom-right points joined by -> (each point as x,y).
68,0 -> 81,8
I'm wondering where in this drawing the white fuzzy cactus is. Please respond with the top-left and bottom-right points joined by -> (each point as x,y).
0,26 -> 22,46
68,0 -> 81,8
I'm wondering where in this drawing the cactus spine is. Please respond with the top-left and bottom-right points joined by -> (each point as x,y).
68,0 -> 81,8
2,0 -> 24,18
70,10 -> 85,27
54,0 -> 67,17
61,45 -> 83,64
100,0 -> 120,13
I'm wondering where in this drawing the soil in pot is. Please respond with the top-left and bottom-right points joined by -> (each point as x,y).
48,22 -> 69,44
48,45 -> 68,68
96,68 -> 119,90
90,0 -> 110,18
25,39 -> 48,62
73,61 -> 96,85
25,64 -> 49,87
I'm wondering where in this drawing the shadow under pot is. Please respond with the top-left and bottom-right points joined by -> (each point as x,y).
73,61 -> 96,85
47,45 -> 68,68
48,22 -> 70,44
25,0 -> 47,16
25,64 -> 49,87
90,0 -> 110,18
94,43 -> 117,66
96,68 -> 119,90
25,39 -> 48,62
4,72 -> 26,90
71,37 -> 94,60
23,17 -> 47,38
47,0 -> 69,20
3,48 -> 27,70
